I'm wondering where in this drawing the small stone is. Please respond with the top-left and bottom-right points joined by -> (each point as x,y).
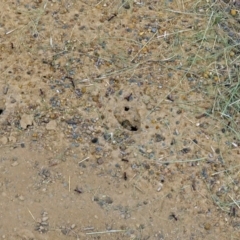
3,85 -> 8,94
97,158 -> 103,165
41,222 -> 49,226
71,224 -> 76,229
230,9 -> 237,16
0,136 -> 8,145
155,134 -> 165,142
204,222 -> 211,230
105,196 -> 113,204
61,228 -> 68,235
36,218 -> 42,224
46,120 -> 57,130
229,51 -> 235,57
19,195 -> 24,201
11,161 -> 19,167
39,226 -> 45,231
32,132 -> 38,141
9,136 -> 17,143
10,96 -> 16,103
157,183 -> 163,192
42,217 -> 49,222
50,113 -> 58,119
20,114 -> 34,129
122,0 -> 130,9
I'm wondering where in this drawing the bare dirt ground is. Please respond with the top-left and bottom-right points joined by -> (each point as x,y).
0,0 -> 240,239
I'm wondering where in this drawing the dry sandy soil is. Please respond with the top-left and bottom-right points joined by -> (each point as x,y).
0,0 -> 240,239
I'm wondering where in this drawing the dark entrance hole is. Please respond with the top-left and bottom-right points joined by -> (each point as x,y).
130,126 -> 138,131
121,120 -> 138,131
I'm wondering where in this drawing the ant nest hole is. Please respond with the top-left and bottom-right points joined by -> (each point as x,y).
114,104 -> 141,132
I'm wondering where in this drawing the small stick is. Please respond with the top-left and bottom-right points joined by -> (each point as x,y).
183,115 -> 194,124
129,174 -> 137,183
84,227 -> 94,231
50,37 -> 53,48
78,157 -> 89,164
212,34 -> 217,49
211,164 -> 240,176
160,157 -> 205,164
6,28 -> 18,35
157,29 -> 192,39
133,184 -> 144,194
228,195 -> 240,209
43,0 -> 48,9
86,230 -> 125,235
165,9 -> 204,16
95,0 -> 105,6
69,23 -> 77,40
131,31 -> 158,62
108,13 -> 117,21
69,176 -> 70,192
27,208 -> 36,221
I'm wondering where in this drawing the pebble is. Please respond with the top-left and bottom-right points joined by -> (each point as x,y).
10,96 -> 16,103
230,9 -> 237,16
61,228 -> 68,235
20,114 -> 34,129
9,136 -> 17,143
36,218 -> 42,224
46,120 -> 57,130
97,158 -> 103,164
0,136 -> 8,145
229,51 -> 235,57
42,211 -> 48,217
123,0 -> 130,9
32,132 -> 38,141
157,183 -> 163,192
41,222 -> 49,226
3,85 -> 8,94
204,222 -> 211,230
42,216 -> 49,222
19,195 -> 24,201
11,161 -> 19,167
